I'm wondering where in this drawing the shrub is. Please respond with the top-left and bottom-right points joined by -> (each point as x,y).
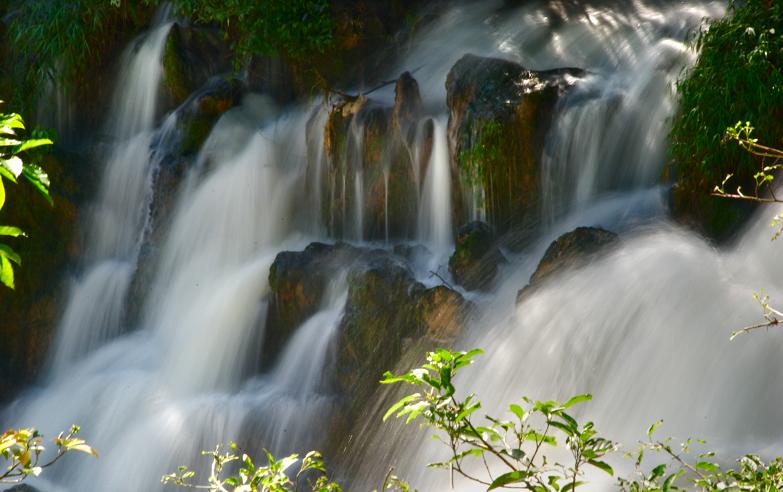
670,0 -> 783,234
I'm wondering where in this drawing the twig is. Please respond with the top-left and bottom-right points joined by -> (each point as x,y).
428,270 -> 455,291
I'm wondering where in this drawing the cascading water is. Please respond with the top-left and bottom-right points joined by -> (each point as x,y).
417,118 -> 452,255
12,1 -> 783,491
48,9 -> 174,374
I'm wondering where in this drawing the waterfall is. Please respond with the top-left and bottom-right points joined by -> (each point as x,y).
417,117 -> 452,254
48,12 -> 174,374
15,1 -> 783,492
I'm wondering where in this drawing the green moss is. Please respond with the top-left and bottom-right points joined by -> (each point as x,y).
162,32 -> 190,105
179,115 -> 213,155
457,119 -> 503,186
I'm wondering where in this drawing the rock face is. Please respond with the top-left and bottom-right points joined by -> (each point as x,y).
266,242 -> 472,412
0,152 -> 80,402
161,23 -> 233,110
319,71 -> 425,241
446,54 -> 584,238
266,242 -> 361,360
448,221 -> 506,291
517,226 -> 619,303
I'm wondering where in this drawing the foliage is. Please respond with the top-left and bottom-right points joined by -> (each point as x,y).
669,0 -> 783,231
4,0 -> 149,111
618,421 -> 783,491
167,0 -> 334,65
714,121 -> 783,239
381,348 -> 617,490
0,425 -> 97,484
0,103 -> 52,289
458,120 -> 503,187
162,444 -> 342,492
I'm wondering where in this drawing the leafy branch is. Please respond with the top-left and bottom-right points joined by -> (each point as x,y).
0,425 -> 97,484
381,349 -> 616,491
0,102 -> 53,289
162,444 -> 341,492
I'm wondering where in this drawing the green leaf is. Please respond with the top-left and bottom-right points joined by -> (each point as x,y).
562,394 -> 592,408
488,470 -> 532,490
1,156 -> 23,178
509,403 -> 526,420
647,420 -> 663,438
14,138 -> 52,154
0,243 -> 22,264
0,226 -> 25,237
22,163 -> 52,205
0,165 -> 18,183
696,461 -> 719,472
588,459 -> 613,476
0,138 -> 22,147
650,463 -> 666,480
383,394 -> 420,422
0,253 -> 14,289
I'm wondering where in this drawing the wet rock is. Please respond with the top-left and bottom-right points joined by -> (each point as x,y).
265,241 -> 473,413
335,255 -> 422,404
162,23 -> 233,110
4,485 -> 42,492
393,71 -> 422,145
517,226 -> 619,303
174,77 -> 245,156
266,242 -> 361,361
448,221 -> 506,291
446,53 -> 584,238
319,71 -> 425,240
415,285 -> 472,344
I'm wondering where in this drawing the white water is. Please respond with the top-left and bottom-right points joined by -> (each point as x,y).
417,118 -> 452,255
48,14 -> 174,374
15,1 -> 783,492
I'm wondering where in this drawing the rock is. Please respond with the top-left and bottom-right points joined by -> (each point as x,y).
4,485 -> 42,492
319,71 -> 426,241
415,285 -> 472,344
266,242 -> 362,361
446,54 -> 584,238
161,23 -> 233,110
335,255 -> 422,406
265,241 -> 473,414
174,77 -> 245,156
448,221 -> 506,291
393,71 -> 422,145
517,226 -> 619,303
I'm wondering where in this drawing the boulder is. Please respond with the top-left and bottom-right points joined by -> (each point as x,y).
446,54 -> 584,238
335,255 -> 422,403
517,226 -> 619,303
448,221 -> 506,291
415,285 -> 471,344
265,242 -> 472,413
266,242 -> 362,361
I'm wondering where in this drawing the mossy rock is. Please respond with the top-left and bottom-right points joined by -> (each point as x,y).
162,23 -> 233,111
448,221 -> 506,291
265,241 -> 472,417
446,54 -> 584,238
